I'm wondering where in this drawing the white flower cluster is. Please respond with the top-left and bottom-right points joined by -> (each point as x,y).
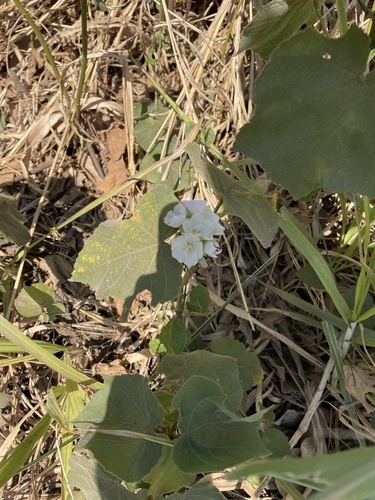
164,199 -> 224,267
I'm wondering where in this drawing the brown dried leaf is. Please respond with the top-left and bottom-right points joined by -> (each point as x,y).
343,364 -> 375,412
97,126 -> 129,192
106,126 -> 127,162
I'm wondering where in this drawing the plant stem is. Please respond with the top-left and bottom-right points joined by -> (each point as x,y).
12,0 -> 70,106
75,0 -> 88,120
175,266 -> 197,318
336,0 -> 348,35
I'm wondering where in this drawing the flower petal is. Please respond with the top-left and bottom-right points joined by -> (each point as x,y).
171,233 -> 204,267
164,204 -> 187,228
182,199 -> 208,216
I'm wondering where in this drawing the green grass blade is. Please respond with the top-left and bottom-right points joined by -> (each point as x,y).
0,413 -> 52,487
279,208 -> 351,322
0,315 -> 102,390
264,282 -> 347,329
322,320 -> 365,447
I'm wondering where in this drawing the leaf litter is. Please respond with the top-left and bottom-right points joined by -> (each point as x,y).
1,1 -> 375,499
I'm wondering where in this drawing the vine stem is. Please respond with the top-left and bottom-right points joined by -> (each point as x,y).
175,266 -> 197,318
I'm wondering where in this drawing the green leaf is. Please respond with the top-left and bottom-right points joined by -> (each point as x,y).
186,285 -> 210,313
352,327 -> 375,347
186,143 -> 278,248
159,319 -> 191,354
75,374 -> 164,482
0,194 -> 29,245
139,138 -> 194,192
259,428 -> 291,457
167,483 -> 225,499
239,0 -> 323,60
157,350 -> 244,412
155,391 -> 179,425
15,283 -> 64,320
344,285 -> 375,328
235,26 -> 375,199
68,455 -> 141,499
134,100 -> 169,151
0,406 -> 57,487
211,335 -> 263,391
143,446 -> 195,495
0,107 -> 5,132
228,446 -> 375,499
171,376 -> 269,473
90,0 -> 106,11
71,184 -> 182,309
295,264 -> 325,290
134,100 -> 194,191
149,338 -> 168,355
278,208 -> 351,322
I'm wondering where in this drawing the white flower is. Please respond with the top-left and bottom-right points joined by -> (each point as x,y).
182,213 -> 215,240
200,210 -> 224,236
171,233 -> 204,267
204,240 -> 221,258
165,199 -> 224,267
164,204 -> 187,228
182,199 -> 208,216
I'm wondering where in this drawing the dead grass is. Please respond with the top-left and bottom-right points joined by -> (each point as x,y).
1,0 -> 375,498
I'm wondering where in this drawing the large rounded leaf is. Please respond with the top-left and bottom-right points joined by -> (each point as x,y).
235,26 -> 375,199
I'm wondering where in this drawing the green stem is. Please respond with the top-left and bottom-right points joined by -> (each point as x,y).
75,0 -> 88,120
336,0 -> 348,35
12,0 -> 70,106
175,266 -> 197,318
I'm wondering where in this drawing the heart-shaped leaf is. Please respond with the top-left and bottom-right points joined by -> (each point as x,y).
71,184 -> 182,308
15,283 -> 65,321
211,335 -> 263,391
157,350 -> 244,412
235,26 -> 375,199
75,374 -> 164,482
171,376 -> 269,473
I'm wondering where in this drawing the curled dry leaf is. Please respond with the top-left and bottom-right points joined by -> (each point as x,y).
343,364 -> 375,412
